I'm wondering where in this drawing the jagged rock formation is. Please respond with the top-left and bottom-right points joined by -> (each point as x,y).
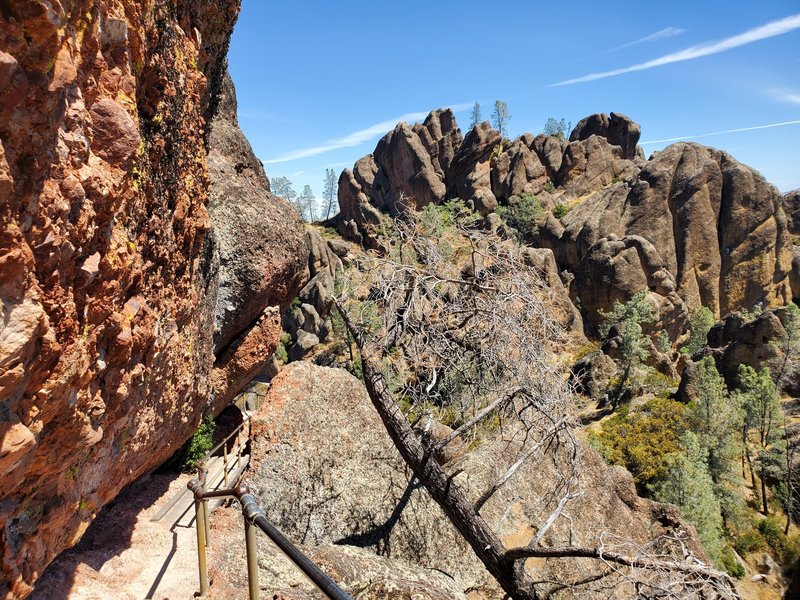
334,111 -> 794,338
546,142 -> 793,327
0,2 -> 307,596
247,362 -> 709,598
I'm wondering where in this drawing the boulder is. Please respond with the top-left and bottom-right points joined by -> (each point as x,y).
447,122 -> 501,215
287,330 -> 319,362
208,72 -> 308,353
520,246 -> 583,331
544,142 -> 793,321
703,308 -> 795,393
571,351 -> 617,399
490,133 -> 549,202
371,121 -> 447,212
569,112 -> 642,160
249,362 -> 711,598
571,235 -> 689,339
783,189 -> 800,236
557,134 -> 642,198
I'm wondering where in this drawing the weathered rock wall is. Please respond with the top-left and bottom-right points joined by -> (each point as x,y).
334,111 -> 794,334
0,2 -> 306,596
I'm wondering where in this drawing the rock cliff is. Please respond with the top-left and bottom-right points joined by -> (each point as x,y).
0,2 -> 307,596
333,111 -> 794,338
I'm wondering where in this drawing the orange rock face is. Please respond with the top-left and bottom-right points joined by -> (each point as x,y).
0,2 -> 283,597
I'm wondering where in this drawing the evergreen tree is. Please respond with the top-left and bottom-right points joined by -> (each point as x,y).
271,176 -> 299,213
737,365 -> 785,514
689,356 -> 742,487
491,100 -> 510,138
299,184 -> 317,222
599,291 -> 654,407
775,302 -> 800,388
681,306 -> 716,357
543,117 -> 571,140
651,433 -> 725,562
322,168 -> 338,220
469,102 -> 482,129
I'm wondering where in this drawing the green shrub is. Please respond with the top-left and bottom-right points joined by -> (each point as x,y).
734,529 -> 765,556
274,342 -> 288,363
496,193 -> 543,239
642,368 -> 680,398
419,203 -> 453,236
552,203 -> 568,219
719,545 -> 745,578
168,414 -> 215,472
544,180 -> 556,194
758,517 -> 785,553
655,330 -> 671,354
589,397 -> 689,488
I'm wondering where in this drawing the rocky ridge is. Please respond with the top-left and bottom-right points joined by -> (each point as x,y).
333,111 -> 793,341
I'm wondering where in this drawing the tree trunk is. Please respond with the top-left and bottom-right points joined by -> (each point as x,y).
356,343 -> 535,599
761,465 -> 769,515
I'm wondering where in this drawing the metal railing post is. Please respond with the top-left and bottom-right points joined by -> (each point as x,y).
194,498 -> 209,596
223,442 -> 229,487
244,516 -> 260,600
202,498 -> 211,548
239,485 -> 262,600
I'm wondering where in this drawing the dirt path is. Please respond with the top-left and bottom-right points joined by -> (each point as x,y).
31,469 -> 205,600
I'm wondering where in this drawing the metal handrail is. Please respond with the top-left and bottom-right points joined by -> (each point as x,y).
187,475 -> 352,600
202,413 -> 250,463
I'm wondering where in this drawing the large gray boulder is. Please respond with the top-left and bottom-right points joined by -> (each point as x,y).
207,72 -> 308,352
248,362 -> 710,598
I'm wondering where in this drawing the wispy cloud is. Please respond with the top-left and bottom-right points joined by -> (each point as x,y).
770,89 -> 800,104
265,103 -> 475,164
292,170 -> 304,176
551,14 -> 800,86
640,119 -> 800,145
604,27 -> 685,53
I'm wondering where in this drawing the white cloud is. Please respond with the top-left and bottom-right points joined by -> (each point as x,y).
640,119 -> 800,145
265,104 -> 475,164
770,89 -> 800,104
551,14 -> 800,86
604,27 -> 685,53
292,170 -> 304,176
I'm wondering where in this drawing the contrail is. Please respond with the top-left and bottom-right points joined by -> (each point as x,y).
640,120 -> 800,145
551,14 -> 800,86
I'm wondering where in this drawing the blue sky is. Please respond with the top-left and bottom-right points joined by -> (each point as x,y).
228,1 -> 800,197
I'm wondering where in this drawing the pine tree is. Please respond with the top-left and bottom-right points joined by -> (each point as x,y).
543,117 -> 571,140
689,356 -> 742,487
271,176 -> 299,214
737,365 -> 785,514
650,433 -> 725,562
299,184 -> 316,222
775,302 -> 800,387
599,291 -> 654,407
491,100 -> 510,138
469,102 -> 482,129
681,306 -> 716,357
322,168 -> 338,220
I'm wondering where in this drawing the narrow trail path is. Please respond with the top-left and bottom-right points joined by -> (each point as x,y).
31,436 -> 251,599
31,469 -> 202,600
